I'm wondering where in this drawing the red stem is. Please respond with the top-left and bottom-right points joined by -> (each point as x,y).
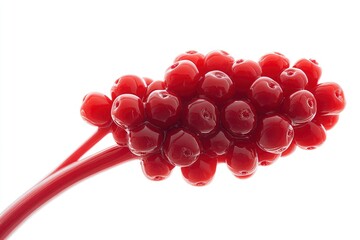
0,146 -> 136,239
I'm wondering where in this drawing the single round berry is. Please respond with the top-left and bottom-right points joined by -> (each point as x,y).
80,92 -> 112,127
164,60 -> 200,98
231,59 -> 262,93
314,82 -> 345,115
141,153 -> 174,181
111,75 -> 147,100
174,50 -> 205,73
255,145 -> 280,166
143,77 -> 153,85
257,115 -> 294,154
163,128 -> 201,167
284,90 -> 317,125
249,77 -> 284,112
279,68 -> 308,96
281,140 -> 296,157
145,90 -> 181,128
128,123 -> 163,156
111,94 -> 145,129
202,130 -> 232,157
294,121 -> 326,150
203,50 -> 234,75
181,155 -> 217,186
145,80 -> 165,99
227,142 -> 258,177
185,99 -> 219,135
293,58 -> 321,90
259,52 -> 290,82
198,70 -> 235,102
111,125 -> 128,147
314,114 -> 339,130
222,100 -> 257,137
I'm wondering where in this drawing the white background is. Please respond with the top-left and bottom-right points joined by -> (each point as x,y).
1,0 -> 359,239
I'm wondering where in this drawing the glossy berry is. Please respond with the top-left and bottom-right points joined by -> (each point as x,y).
284,90 -> 317,125
231,59 -> 262,93
141,153 -> 174,181
143,77 -> 153,85
145,90 -> 181,128
163,128 -> 201,167
293,58 -> 321,90
128,123 -> 163,156
314,82 -> 345,115
185,99 -> 219,135
249,77 -> 284,112
181,155 -> 217,186
202,130 -> 232,157
145,80 -> 165,99
279,68 -> 308,96
174,50 -> 205,73
165,60 -> 200,98
227,142 -> 258,177
111,75 -> 147,100
294,122 -> 326,150
257,115 -> 294,154
255,145 -> 280,166
222,100 -> 257,137
111,94 -> 145,129
204,50 -> 234,75
281,140 -> 296,157
80,92 -> 112,127
259,52 -> 290,82
314,114 -> 339,130
198,70 -> 235,102
112,125 -> 128,147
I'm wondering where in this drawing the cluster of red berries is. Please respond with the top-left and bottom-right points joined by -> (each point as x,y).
80,50 -> 345,186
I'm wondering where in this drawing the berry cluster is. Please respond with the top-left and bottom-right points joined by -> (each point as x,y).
80,51 -> 345,186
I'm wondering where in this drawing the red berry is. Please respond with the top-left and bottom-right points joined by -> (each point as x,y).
111,75 -> 147,100
145,90 -> 181,128
202,130 -> 232,157
164,60 -> 200,99
279,68 -> 308,96
222,100 -> 257,137
284,90 -> 317,125
185,99 -> 219,135
80,92 -> 112,127
231,59 -> 262,93
255,145 -> 280,166
145,80 -> 165,99
143,77 -> 153,85
111,125 -> 128,147
294,121 -> 326,150
227,142 -> 258,177
314,114 -> 339,130
174,50 -> 205,74
281,140 -> 296,157
204,50 -> 234,75
293,58 -> 321,90
181,155 -> 217,186
198,70 -> 235,102
111,94 -> 145,129
128,123 -> 163,156
141,153 -> 174,181
314,82 -> 345,115
257,115 -> 294,154
249,77 -> 284,112
163,128 -> 201,167
259,52 -> 290,82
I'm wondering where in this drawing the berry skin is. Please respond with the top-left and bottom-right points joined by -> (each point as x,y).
255,145 -> 280,166
145,80 -> 165,99
227,142 -> 258,177
202,130 -> 232,157
198,70 -> 235,102
174,50 -> 205,74
181,155 -> 217,186
231,59 -> 262,93
143,77 -> 154,85
222,100 -> 257,137
111,94 -> 145,129
185,99 -> 219,135
257,115 -> 294,154
111,75 -> 147,100
249,77 -> 284,112
294,121 -> 326,150
112,125 -> 128,147
128,123 -> 163,156
293,58 -> 321,90
280,140 -> 296,157
203,50 -> 234,75
163,128 -> 201,167
279,68 -> 308,96
314,114 -> 339,130
80,92 -> 113,127
141,153 -> 174,181
314,82 -> 345,115
259,52 -> 290,82
284,90 -> 317,125
164,60 -> 200,99
145,90 -> 181,129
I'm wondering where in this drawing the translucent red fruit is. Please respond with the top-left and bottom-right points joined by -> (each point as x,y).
203,50 -> 234,75
314,82 -> 345,115
145,90 -> 181,128
231,59 -> 262,93
181,155 -> 217,186
174,50 -> 205,73
145,80 -> 165,99
281,140 -> 296,157
294,122 -> 326,150
255,145 -> 280,166
227,142 -> 258,177
279,68 -> 308,96
202,130 -> 232,157
128,123 -> 163,156
111,94 -> 145,129
257,115 -> 294,154
111,75 -> 147,100
111,125 -> 128,147
80,92 -> 112,127
284,90 -> 317,125
259,52 -> 290,82
198,70 -> 235,102
141,153 -> 174,181
163,128 -> 201,167
293,58 -> 321,90
314,114 -> 339,130
164,60 -> 200,98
